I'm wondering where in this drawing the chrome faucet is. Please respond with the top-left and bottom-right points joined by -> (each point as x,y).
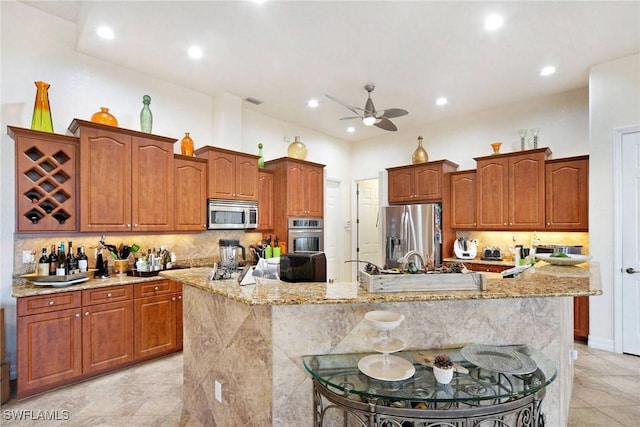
403,250 -> 425,269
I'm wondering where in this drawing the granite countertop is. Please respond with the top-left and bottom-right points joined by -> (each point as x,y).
13,262 -> 602,304
443,257 -> 513,266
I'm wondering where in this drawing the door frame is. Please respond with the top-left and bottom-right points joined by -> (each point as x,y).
614,124 -> 640,353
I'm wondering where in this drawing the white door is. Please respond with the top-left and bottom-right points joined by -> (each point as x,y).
622,130 -> 640,355
357,179 -> 380,272
325,179 -> 342,282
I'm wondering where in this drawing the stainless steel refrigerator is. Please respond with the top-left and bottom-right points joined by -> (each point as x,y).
382,203 -> 442,268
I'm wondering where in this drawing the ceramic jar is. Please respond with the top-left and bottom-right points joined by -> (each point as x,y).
91,107 -> 118,126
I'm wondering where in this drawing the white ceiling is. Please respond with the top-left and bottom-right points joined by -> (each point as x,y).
21,1 -> 640,142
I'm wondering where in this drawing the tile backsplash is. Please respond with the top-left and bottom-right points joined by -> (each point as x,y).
13,231 -> 264,274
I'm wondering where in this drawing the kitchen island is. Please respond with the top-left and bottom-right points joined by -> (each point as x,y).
160,262 -> 601,427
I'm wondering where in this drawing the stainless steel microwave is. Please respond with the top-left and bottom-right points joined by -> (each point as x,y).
207,199 -> 258,230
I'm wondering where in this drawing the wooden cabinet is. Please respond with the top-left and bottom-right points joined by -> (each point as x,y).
134,280 -> 177,360
545,156 -> 589,230
257,169 -> 275,231
69,119 -> 177,233
463,262 -> 510,273
574,296 -> 589,342
387,160 -> 459,204
174,155 -> 208,231
475,148 -> 550,230
195,146 -> 259,201
17,280 -> 182,398
17,291 -> 83,399
9,126 -> 79,232
449,170 -> 477,229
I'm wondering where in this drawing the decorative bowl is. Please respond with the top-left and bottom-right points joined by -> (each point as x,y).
364,310 -> 405,330
535,254 -> 591,266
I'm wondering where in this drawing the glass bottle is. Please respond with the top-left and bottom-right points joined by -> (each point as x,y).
140,95 -> 153,133
48,244 -> 58,276
31,81 -> 54,133
258,143 -> 264,168
77,246 -> 88,273
412,136 -> 428,164
287,136 -> 307,160
180,132 -> 194,156
38,247 -> 49,276
56,242 -> 66,276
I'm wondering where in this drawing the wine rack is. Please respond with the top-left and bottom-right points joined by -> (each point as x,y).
8,126 -> 79,232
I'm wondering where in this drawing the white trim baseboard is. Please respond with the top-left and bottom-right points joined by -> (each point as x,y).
588,335 -> 617,353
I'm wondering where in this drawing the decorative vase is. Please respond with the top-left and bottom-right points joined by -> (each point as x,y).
491,142 -> 502,155
91,107 -> 119,126
287,136 -> 307,160
31,81 -> 54,133
180,132 -> 194,156
433,366 -> 454,384
412,136 -> 428,164
530,128 -> 540,149
140,95 -> 153,133
258,143 -> 265,168
518,129 -> 528,151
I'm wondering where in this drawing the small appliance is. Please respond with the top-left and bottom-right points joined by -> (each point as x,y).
219,239 -> 246,272
454,238 -> 477,260
279,252 -> 327,283
481,247 -> 503,261
207,199 -> 258,230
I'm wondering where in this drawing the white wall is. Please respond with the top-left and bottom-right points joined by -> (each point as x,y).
588,53 -> 640,351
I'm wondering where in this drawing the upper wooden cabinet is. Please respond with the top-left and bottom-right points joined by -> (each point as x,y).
449,170 -> 477,229
257,169 -> 275,231
475,148 -> 550,230
69,119 -> 177,233
387,160 -> 458,204
194,146 -> 259,201
174,155 -> 207,231
9,126 -> 79,232
545,155 -> 589,230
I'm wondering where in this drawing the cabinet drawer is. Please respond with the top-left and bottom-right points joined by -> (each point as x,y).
82,285 -> 133,306
465,263 -> 510,273
17,291 -> 82,316
134,280 -> 174,298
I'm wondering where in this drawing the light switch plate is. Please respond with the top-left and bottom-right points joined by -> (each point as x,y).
22,250 -> 34,264
215,380 -> 222,402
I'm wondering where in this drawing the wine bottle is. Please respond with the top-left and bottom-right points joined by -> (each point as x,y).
66,241 -> 78,274
48,244 -> 58,275
77,246 -> 88,273
56,242 -> 66,276
37,247 -> 49,276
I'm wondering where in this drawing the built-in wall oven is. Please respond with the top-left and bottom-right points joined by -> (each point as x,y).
288,218 -> 324,253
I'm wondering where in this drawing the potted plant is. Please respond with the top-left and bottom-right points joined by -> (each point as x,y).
432,353 -> 454,384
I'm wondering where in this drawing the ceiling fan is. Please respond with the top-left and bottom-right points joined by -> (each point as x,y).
326,84 -> 409,131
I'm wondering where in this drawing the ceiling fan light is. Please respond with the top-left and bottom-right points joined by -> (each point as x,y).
362,116 -> 376,126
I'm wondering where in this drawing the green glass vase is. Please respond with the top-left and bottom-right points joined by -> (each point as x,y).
140,95 -> 153,133
31,81 -> 53,133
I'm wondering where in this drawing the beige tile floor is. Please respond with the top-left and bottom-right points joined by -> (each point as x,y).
1,342 -> 638,426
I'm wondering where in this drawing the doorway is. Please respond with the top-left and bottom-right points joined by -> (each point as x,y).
325,179 -> 343,282
616,126 -> 640,355
354,179 -> 380,280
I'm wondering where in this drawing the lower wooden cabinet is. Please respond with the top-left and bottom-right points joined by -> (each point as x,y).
574,296 -> 589,342
17,280 -> 182,399
463,262 -> 510,273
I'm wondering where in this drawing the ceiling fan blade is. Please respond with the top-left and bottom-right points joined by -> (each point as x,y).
339,116 -> 360,120
364,97 -> 376,115
326,94 -> 364,115
380,108 -> 409,119
375,117 -> 398,131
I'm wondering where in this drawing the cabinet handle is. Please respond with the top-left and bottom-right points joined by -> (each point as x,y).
75,313 -> 80,318
126,224 -> 131,228
49,301 -> 55,305
134,224 -> 138,227
172,297 -> 176,301
107,292 -> 112,298
154,286 -> 159,291
178,295 -> 182,300
84,311 -> 89,317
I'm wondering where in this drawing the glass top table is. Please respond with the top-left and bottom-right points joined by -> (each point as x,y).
302,345 -> 557,426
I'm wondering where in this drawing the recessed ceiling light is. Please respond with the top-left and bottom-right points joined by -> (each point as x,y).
96,26 -> 114,40
188,46 -> 203,59
307,99 -> 319,108
347,127 -> 355,133
436,97 -> 448,106
484,14 -> 504,31
540,66 -> 556,76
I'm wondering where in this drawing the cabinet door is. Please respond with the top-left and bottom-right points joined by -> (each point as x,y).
508,153 -> 546,229
79,127 -> 132,232
131,137 -> 174,231
176,291 -> 183,351
234,154 -> 259,201
476,157 -> 508,229
174,157 -> 207,231
387,168 -> 414,204
134,294 -> 177,359
82,300 -> 134,374
545,158 -> 588,230
287,163 -> 307,215
257,171 -> 274,230
17,308 -> 82,398
208,151 -> 236,199
450,171 -> 477,229
413,165 -> 442,202
305,165 -> 324,217
574,296 -> 589,341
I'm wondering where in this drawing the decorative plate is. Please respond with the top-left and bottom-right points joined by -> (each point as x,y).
460,345 -> 537,375
31,276 -> 90,287
358,354 -> 415,381
22,272 -> 89,282
535,254 -> 591,266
